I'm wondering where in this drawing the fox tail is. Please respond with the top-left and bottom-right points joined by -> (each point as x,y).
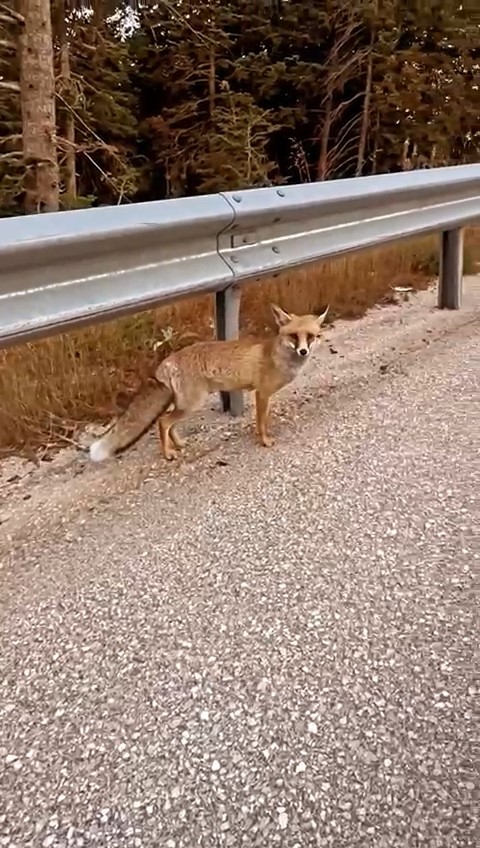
89,381 -> 173,462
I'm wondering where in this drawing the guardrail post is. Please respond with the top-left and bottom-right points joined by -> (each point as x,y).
215,285 -> 244,416
438,228 -> 463,309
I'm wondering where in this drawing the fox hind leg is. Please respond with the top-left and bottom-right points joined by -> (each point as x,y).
158,408 -> 190,460
169,424 -> 186,450
156,417 -> 184,456
158,385 -> 208,461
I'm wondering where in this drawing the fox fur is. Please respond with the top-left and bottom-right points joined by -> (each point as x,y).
89,303 -> 329,463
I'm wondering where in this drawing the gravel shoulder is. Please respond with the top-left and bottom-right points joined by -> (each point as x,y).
0,276 -> 479,549
0,277 -> 478,847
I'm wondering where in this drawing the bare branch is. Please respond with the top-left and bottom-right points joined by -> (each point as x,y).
0,4 -> 24,25
0,132 -> 21,144
74,41 -> 97,54
323,49 -> 368,93
0,79 -> 19,92
0,150 -> 22,161
330,91 -> 365,123
329,139 -> 361,169
335,115 -> 362,147
0,38 -> 16,50
327,20 -> 363,63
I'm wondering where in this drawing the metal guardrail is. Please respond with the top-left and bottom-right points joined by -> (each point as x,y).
218,165 -> 480,280
0,165 -> 478,412
0,194 -> 236,347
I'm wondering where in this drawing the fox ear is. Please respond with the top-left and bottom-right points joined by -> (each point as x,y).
316,305 -> 329,327
271,303 -> 293,327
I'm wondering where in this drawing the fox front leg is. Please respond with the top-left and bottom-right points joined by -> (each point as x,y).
255,391 -> 274,448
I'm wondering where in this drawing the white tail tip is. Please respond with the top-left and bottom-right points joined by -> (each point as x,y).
89,437 -> 113,463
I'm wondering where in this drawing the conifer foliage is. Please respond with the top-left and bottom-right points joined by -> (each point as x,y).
0,0 -> 478,214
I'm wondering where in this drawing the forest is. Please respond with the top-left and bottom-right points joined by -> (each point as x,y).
0,0 -> 479,216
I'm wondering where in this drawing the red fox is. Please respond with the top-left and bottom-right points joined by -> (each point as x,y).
89,303 -> 329,462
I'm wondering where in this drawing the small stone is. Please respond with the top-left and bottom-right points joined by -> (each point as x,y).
278,811 -> 289,830
295,761 -> 306,774
307,721 -> 318,734
211,759 -> 221,772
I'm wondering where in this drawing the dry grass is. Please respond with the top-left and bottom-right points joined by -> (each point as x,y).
1,229 -> 478,457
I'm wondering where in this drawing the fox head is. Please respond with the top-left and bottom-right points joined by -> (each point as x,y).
271,303 -> 329,359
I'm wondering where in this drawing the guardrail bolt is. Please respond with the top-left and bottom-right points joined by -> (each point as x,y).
272,246 -> 280,254
276,190 -> 285,197
232,195 -> 242,203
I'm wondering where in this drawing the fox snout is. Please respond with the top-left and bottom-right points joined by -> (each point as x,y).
285,332 -> 315,357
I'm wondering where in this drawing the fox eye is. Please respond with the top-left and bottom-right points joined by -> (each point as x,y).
288,334 -> 298,344
307,333 -> 315,344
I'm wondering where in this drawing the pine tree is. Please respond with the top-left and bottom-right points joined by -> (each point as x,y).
0,1 -> 23,213
18,0 -> 59,212
65,5 -> 140,205
0,0 -> 477,217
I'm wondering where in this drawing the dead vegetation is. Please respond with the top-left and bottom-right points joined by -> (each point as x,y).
0,230 -> 478,457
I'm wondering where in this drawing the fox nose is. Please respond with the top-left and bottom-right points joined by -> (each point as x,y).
298,347 -> 308,357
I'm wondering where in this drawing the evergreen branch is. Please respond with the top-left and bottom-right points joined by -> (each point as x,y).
155,1 -> 222,51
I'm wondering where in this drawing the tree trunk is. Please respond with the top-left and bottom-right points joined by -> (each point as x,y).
93,0 -> 105,31
18,0 -> 59,213
371,111 -> 380,174
56,0 -> 76,203
356,26 -> 375,176
317,88 -> 333,181
208,46 -> 216,118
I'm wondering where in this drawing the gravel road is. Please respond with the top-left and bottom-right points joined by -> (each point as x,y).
0,282 -> 478,847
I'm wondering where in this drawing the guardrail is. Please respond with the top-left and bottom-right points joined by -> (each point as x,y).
1,165 -> 479,413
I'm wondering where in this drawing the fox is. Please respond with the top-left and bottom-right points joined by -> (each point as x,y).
89,303 -> 329,463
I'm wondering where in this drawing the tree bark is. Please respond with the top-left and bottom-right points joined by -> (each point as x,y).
18,0 -> 59,213
317,87 -> 333,181
55,0 -> 76,202
371,110 -> 380,174
208,45 -> 216,119
356,27 -> 375,176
